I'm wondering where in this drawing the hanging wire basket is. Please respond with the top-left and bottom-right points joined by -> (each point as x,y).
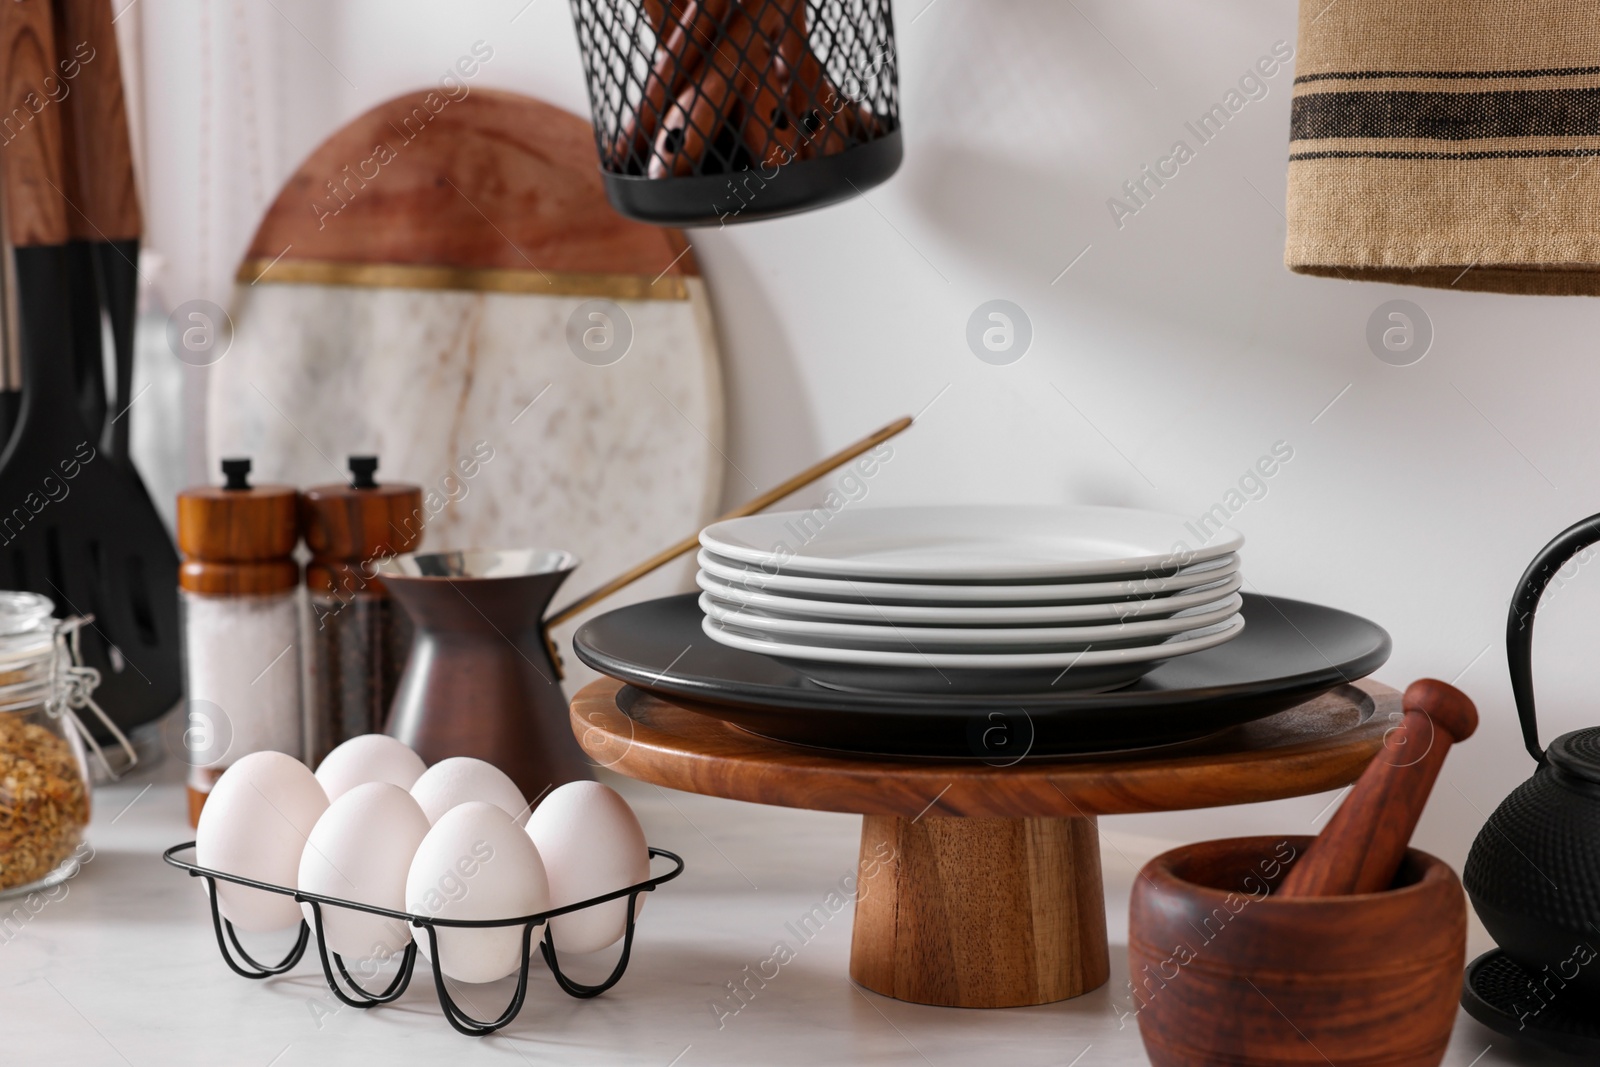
163,841 -> 684,1037
570,0 -> 902,225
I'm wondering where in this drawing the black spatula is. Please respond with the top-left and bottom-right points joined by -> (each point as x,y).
0,0 -> 179,732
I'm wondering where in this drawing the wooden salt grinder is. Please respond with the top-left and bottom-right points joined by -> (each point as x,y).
176,458 -> 300,825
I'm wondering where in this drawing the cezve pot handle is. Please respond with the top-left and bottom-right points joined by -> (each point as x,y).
1507,512 -> 1600,764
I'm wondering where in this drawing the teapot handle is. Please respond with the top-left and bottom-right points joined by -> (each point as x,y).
1507,513 -> 1600,764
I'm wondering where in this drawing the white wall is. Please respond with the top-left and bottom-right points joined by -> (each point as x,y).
130,0 -> 1598,867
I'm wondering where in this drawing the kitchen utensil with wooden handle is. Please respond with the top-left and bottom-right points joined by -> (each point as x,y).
0,0 -> 181,734
54,0 -> 141,465
650,26 -> 742,178
763,0 -> 806,75
614,0 -> 729,166
60,230 -> 105,437
52,16 -> 101,444
1278,677 -> 1477,897
643,0 -> 743,178
52,2 -> 104,446
633,0 -> 880,174
1,0 -> 74,455
0,160 -> 22,452
787,48 -> 874,159
725,2 -> 805,167
640,0 -> 674,36
547,414 -> 912,629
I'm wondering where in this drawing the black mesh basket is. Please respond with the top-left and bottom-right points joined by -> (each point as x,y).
569,0 -> 902,225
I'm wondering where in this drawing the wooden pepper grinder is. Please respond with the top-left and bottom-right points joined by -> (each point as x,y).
177,458 -> 301,826
300,456 -> 423,767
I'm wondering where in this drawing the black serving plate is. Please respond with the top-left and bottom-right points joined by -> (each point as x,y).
1462,949 -> 1600,1058
573,593 -> 1390,757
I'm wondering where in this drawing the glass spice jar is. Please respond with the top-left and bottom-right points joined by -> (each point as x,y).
0,593 -> 92,898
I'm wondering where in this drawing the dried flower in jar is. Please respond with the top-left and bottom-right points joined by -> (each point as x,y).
0,715 -> 90,892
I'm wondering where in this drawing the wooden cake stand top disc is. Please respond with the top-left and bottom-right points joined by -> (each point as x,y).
570,677 -> 1397,819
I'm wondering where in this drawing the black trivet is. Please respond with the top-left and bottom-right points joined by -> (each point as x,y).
1461,948 -> 1600,1058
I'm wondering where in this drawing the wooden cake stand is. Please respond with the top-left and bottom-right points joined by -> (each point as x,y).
571,677 -> 1396,1009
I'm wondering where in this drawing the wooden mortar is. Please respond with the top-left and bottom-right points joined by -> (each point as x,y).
1129,834 -> 1464,1067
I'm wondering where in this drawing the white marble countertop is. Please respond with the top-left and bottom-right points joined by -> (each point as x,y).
1,756 -> 1576,1066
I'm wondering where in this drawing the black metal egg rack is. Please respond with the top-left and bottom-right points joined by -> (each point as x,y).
163,841 -> 684,1037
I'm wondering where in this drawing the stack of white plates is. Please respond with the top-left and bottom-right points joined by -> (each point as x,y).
696,505 -> 1246,694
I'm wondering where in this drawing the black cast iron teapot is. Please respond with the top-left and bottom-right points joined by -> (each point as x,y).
1464,514 -> 1600,998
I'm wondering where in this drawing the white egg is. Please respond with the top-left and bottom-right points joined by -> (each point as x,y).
314,734 -> 426,802
405,802 -> 550,983
196,751 -> 329,932
526,782 -> 649,955
409,757 -> 528,826
298,783 -> 430,961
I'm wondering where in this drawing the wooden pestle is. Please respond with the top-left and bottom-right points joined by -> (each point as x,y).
1278,678 -> 1477,898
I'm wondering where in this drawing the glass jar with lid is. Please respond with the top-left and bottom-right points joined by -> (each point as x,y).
0,592 -> 93,898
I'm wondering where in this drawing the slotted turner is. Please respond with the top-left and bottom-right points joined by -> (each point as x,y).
0,0 -> 179,732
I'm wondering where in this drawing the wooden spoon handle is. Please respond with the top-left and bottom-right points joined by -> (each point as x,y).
1279,678 -> 1478,898
649,37 -> 741,178
729,1 -> 806,166
613,0 -> 729,165
54,0 -> 141,240
1,0 -> 71,247
641,0 -> 692,39
787,49 -> 861,159
546,414 -> 913,629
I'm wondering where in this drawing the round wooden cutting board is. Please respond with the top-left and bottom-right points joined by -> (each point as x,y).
207,90 -> 724,692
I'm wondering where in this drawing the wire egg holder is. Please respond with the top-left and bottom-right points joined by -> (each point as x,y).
163,842 -> 685,1037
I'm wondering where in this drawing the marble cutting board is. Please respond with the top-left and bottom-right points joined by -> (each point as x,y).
207,89 -> 723,696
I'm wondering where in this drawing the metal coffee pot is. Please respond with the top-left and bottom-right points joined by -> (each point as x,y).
1464,514 -> 1600,998
378,549 -> 592,804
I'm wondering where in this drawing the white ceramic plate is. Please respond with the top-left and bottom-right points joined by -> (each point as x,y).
696,550 -> 1240,606
701,614 -> 1246,694
699,592 -> 1244,652
700,505 -> 1243,582
698,564 -> 1244,623
703,614 -> 1244,667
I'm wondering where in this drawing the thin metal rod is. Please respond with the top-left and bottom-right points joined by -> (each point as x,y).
204,877 -> 308,979
307,899 -> 417,1007
425,922 -> 540,1037
545,414 -> 914,629
540,891 -> 641,998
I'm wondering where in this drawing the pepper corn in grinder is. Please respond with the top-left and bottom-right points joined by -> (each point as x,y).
300,456 -> 423,767
176,458 -> 302,826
